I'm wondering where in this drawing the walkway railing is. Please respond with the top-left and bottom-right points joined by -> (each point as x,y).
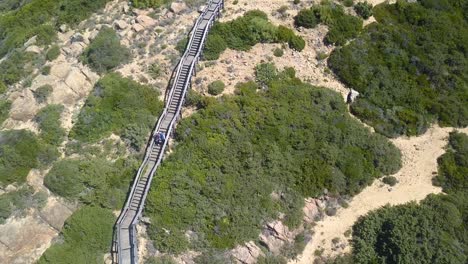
112,1 -> 224,263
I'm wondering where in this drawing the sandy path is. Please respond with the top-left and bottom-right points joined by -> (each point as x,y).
292,125 -> 468,263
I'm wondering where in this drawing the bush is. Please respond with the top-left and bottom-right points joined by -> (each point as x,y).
354,2 -> 373,19
382,176 -> 397,186
33,85 -> 53,104
81,27 -> 131,73
273,48 -> 284,57
38,206 -> 115,264
342,0 -> 354,7
41,65 -> 51,75
0,50 -> 37,85
46,45 -> 60,61
294,8 -> 319,28
145,68 -> 401,252
0,81 -> 6,94
0,130 -> 42,186
0,185 -> 47,224
0,99 -> 11,125
131,0 -> 170,9
207,80 -> 225,95
175,37 -> 188,55
329,1 -> 468,137
255,63 -> 277,85
70,73 -> 163,143
204,11 -> 305,59
35,104 -> 65,146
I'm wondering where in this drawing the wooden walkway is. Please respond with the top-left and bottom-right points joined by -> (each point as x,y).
112,1 -> 224,263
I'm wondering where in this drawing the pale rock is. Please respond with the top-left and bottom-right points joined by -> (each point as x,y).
136,15 -> 156,28
232,241 -> 263,264
67,43 -> 85,57
64,67 -> 91,97
88,30 -> 99,41
122,3 -> 130,13
9,89 -> 38,121
115,20 -> 129,30
80,66 -> 99,84
165,12 -> 175,19
49,82 -> 79,106
170,2 -> 187,14
303,198 -> 320,222
39,197 -> 73,230
198,5 -> 207,13
59,24 -> 68,33
25,45 -> 42,54
347,89 -> 359,103
50,63 -> 72,79
31,74 -> 59,91
5,185 -> 17,192
23,35 -> 37,47
71,33 -> 85,43
132,24 -> 145,32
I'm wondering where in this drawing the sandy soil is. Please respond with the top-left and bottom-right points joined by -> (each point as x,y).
292,126 -> 468,263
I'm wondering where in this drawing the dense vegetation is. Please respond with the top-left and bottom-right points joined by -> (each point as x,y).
0,50 -> 38,87
0,130 -> 55,186
131,0 -> 171,9
38,206 -> 115,264
348,132 -> 468,263
0,99 -> 11,125
35,104 -> 65,146
204,11 -> 305,60
329,1 -> 468,137
207,80 -> 225,95
81,27 -> 131,74
0,185 -> 47,224
145,67 -> 401,255
70,73 -> 163,144
294,2 -> 363,45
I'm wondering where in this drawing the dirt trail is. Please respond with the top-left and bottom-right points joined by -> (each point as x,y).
292,126 -> 468,263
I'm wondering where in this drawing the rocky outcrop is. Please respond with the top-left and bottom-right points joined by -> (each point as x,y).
232,241 -> 263,264
170,2 -> 188,14
25,45 -> 41,54
303,198 -> 321,222
9,90 -> 39,121
136,15 -> 156,28
115,20 -> 129,30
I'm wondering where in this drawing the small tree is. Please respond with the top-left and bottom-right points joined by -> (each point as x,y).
255,63 -> 277,85
294,9 -> 319,28
46,45 -> 61,61
34,85 -> 53,104
207,80 -> 225,95
354,2 -> 373,19
382,176 -> 397,186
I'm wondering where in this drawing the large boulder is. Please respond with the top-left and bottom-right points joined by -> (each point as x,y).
23,36 -> 37,47
25,45 -> 42,54
232,241 -> 263,264
9,90 -> 39,121
115,20 -> 128,30
170,2 -> 187,14
136,15 -> 156,28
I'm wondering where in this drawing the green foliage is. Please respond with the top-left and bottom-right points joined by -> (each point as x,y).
255,63 -> 277,85
0,99 -> 11,125
257,254 -> 288,264
38,206 -> 115,264
294,2 -> 363,45
354,1 -> 373,19
341,0 -> 354,7
273,48 -> 284,57
148,63 -> 162,79
0,185 -> 47,224
207,80 -> 225,95
0,50 -> 37,85
41,65 -> 51,75
44,157 -> 138,208
46,45 -> 60,61
329,1 -> 468,137
34,85 -> 53,104
0,130 -> 42,186
145,69 -> 401,252
382,175 -> 397,186
176,37 -> 188,55
131,0 -> 171,9
35,105 -> 65,146
70,73 -> 163,143
204,11 -> 305,60
144,256 -> 177,264
0,82 -> 6,94
0,0 -> 110,58
433,132 -> 468,192
0,0 -> 30,13
81,27 -> 131,73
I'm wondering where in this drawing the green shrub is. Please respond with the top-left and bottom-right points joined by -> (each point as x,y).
293,0 -> 300,5
382,176 -> 397,186
316,52 -> 328,61
0,50 -> 37,85
131,0 -> 170,9
294,8 -> 319,28
0,130 -> 42,186
255,63 -> 277,85
342,0 -> 354,7
207,80 -> 225,95
329,1 -> 468,137
35,104 -> 65,146
148,63 -> 162,79
0,81 -> 6,94
145,256 -> 177,264
145,69 -> 401,252
81,27 -> 131,74
354,2 -> 373,19
175,37 -> 188,55
41,65 -> 51,75
0,99 -> 11,125
46,45 -> 60,61
70,73 -> 163,143
273,47 -> 284,57
204,11 -> 305,59
33,85 -> 53,104
288,35 -> 306,51
257,255 -> 287,264
0,185 -> 47,224
38,206 -> 115,264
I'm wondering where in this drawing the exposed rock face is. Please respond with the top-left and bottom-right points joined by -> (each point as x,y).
303,198 -> 321,222
25,45 -> 42,54
347,89 -> 360,103
115,20 -> 128,30
170,2 -> 188,14
59,24 -> 68,33
23,36 -> 37,47
136,15 -> 156,28
71,33 -> 86,44
232,241 -> 263,264
9,89 -> 39,121
259,221 -> 292,254
132,24 -> 145,32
